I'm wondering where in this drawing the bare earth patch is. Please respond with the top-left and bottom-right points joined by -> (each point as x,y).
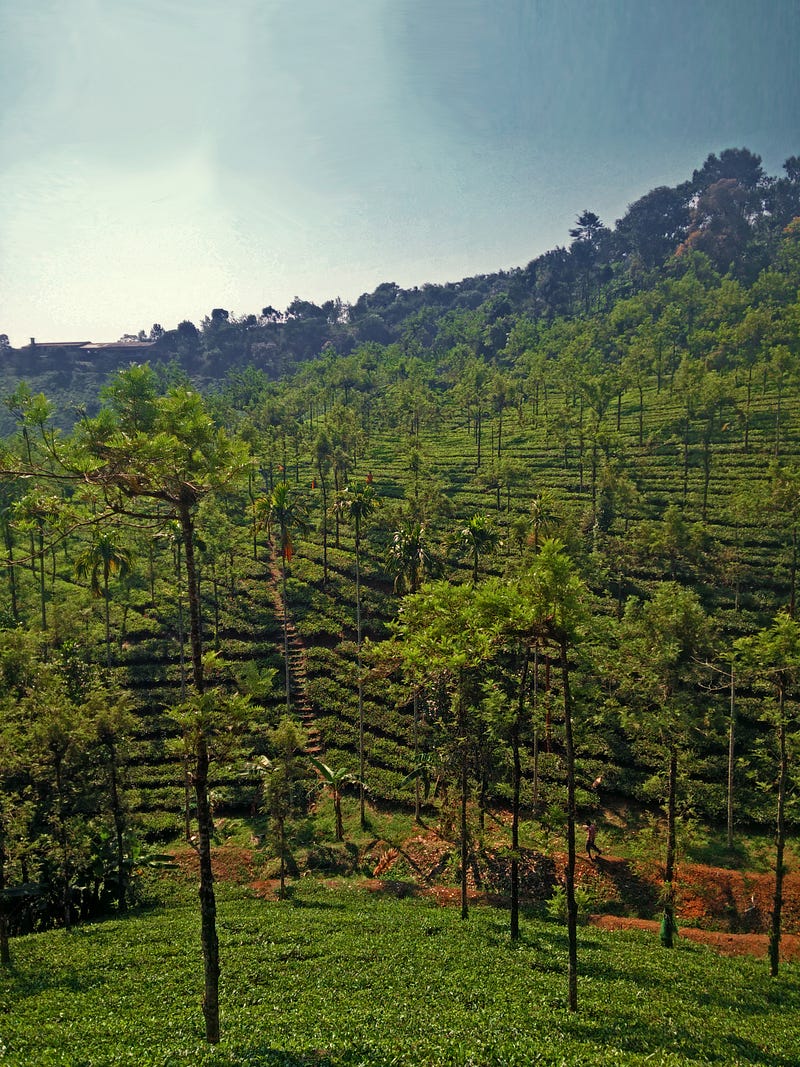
590,915 -> 800,961
168,839 -> 800,962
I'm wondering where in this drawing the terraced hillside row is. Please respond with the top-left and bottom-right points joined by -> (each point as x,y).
2,232 -> 800,936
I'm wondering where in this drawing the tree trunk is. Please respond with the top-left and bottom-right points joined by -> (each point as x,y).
769,679 -> 788,977
320,473 -> 329,586
413,690 -> 421,824
104,570 -> 112,668
0,826 -> 9,966
334,791 -> 343,841
278,815 -> 286,899
510,649 -> 529,940
560,638 -> 578,1012
178,498 -> 220,1045
458,683 -> 469,921
281,545 -> 291,715
356,520 -> 366,830
3,524 -> 18,624
106,739 -> 127,910
38,523 -> 47,630
662,744 -> 678,949
727,668 -> 736,851
194,733 -> 220,1043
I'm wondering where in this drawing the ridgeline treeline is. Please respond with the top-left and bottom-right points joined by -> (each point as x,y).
1,145 -> 800,1033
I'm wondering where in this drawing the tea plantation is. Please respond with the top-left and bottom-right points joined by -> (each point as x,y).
2,878 -> 798,1067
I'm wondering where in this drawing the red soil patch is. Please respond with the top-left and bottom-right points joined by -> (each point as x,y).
591,915 -> 800,962
171,843 -> 262,883
167,839 -> 800,962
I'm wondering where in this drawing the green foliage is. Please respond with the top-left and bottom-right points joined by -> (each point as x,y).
2,884 -> 799,1065
546,883 -> 592,925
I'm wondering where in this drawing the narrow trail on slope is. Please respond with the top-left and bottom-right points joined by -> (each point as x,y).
267,542 -> 322,757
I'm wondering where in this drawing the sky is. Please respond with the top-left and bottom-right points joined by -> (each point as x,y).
1,0 -> 798,347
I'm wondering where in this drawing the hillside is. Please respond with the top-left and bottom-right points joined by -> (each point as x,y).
0,149 -> 799,1045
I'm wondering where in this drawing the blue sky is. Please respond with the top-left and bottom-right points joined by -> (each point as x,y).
1,0 -> 798,346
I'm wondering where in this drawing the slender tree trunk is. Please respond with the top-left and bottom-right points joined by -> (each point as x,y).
770,679 -> 788,977
510,649 -> 529,940
3,525 -> 18,624
790,526 -> 797,620
775,382 -> 783,458
278,816 -> 286,899
334,791 -> 343,841
413,690 -> 421,823
104,570 -> 112,668
320,473 -> 329,586
356,520 -> 366,830
727,667 -> 736,850
662,744 -> 678,949
281,546 -> 291,715
560,638 -> 578,1012
0,826 -> 9,966
54,755 -> 71,929
178,498 -> 220,1045
701,426 -> 713,521
175,543 -> 191,841
458,680 -> 469,921
682,427 -> 690,504
211,561 -> 220,651
249,473 -> 258,561
532,646 -> 540,808
38,523 -> 47,631
106,739 -> 127,910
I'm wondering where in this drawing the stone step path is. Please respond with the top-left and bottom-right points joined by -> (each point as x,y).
268,545 -> 322,757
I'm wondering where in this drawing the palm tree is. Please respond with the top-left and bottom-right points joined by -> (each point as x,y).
334,482 -> 378,828
388,520 -> 434,594
74,532 -> 133,667
450,514 -> 499,584
520,540 -> 588,1009
528,492 -> 558,553
308,756 -> 358,841
258,482 -> 309,714
313,430 -> 333,585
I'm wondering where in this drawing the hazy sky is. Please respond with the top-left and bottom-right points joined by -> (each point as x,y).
1,0 -> 798,346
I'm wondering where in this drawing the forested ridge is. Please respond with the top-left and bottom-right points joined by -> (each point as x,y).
2,146 -> 800,1046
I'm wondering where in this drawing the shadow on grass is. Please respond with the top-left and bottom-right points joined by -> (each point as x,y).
593,855 -> 660,917
206,1048 -> 406,1067
284,895 -> 348,912
683,836 -> 770,872
2,961 -> 94,1001
363,879 -> 422,900
568,1009 -> 800,1067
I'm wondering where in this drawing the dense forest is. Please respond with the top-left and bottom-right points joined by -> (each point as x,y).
1,146 -> 800,1043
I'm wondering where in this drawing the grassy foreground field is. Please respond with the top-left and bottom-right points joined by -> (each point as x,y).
2,879 -> 799,1067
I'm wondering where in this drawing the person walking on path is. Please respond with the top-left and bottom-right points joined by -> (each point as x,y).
584,820 -> 602,861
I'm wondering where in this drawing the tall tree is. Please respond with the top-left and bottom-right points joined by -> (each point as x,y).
620,584 -> 713,949
0,371 -> 249,1043
736,613 -> 800,976
388,520 -> 434,595
519,541 -> 588,1010
389,580 -> 495,920
450,514 -> 499,585
74,531 -> 133,667
334,482 -> 379,829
